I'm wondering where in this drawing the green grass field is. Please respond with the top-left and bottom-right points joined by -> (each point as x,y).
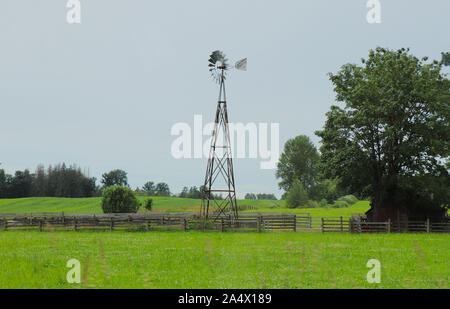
0,197 -> 371,217
0,231 -> 448,288
1,197 -> 447,289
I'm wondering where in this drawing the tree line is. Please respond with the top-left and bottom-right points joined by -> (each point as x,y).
244,193 -> 277,200
0,164 -> 97,198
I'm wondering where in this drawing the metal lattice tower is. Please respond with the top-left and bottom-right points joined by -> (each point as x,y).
201,51 -> 246,221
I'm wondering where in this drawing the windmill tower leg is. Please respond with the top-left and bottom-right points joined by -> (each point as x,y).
201,72 -> 238,221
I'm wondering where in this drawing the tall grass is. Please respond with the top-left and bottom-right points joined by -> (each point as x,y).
0,231 -> 448,288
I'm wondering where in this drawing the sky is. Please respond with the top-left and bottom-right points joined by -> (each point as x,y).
0,0 -> 449,198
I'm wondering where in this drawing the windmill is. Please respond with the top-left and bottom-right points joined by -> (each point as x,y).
201,50 -> 247,221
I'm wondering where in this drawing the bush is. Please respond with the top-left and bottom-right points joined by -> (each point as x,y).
337,194 -> 358,205
331,200 -> 349,208
319,198 -> 328,208
305,200 -> 319,208
144,198 -> 153,211
101,186 -> 140,213
286,179 -> 309,208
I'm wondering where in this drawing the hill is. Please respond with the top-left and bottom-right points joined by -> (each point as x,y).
0,196 -> 370,216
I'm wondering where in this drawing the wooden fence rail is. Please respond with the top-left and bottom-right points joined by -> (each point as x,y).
0,213 -> 448,233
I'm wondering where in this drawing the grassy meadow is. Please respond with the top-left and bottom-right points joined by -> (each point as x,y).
0,231 -> 448,289
1,197 -> 448,289
0,196 -> 371,217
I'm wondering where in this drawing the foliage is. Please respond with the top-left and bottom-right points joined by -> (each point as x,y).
144,198 -> 153,211
0,164 -> 97,198
276,135 -> 320,193
101,186 -> 140,213
286,179 -> 309,208
316,47 -> 450,216
319,199 -> 328,208
101,169 -> 128,188
308,178 -> 348,203
338,194 -> 359,205
154,182 -> 170,196
442,52 -> 450,66
245,193 -> 277,200
245,193 -> 257,199
305,200 -> 319,208
142,181 -> 155,195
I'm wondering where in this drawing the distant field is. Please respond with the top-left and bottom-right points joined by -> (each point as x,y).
0,197 -> 371,216
0,231 -> 448,288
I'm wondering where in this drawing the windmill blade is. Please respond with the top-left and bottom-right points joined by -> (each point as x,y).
235,58 -> 247,71
208,50 -> 229,83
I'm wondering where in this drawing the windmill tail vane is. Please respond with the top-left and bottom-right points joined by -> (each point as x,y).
235,58 -> 247,71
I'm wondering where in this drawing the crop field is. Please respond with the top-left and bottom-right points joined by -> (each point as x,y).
0,197 -> 371,216
0,231 -> 448,289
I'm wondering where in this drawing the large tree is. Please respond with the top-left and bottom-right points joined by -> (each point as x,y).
316,47 -> 450,221
276,135 -> 320,193
101,169 -> 128,188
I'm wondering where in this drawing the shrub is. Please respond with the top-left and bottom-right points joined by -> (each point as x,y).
337,194 -> 358,205
144,198 -> 153,211
331,200 -> 349,208
286,179 -> 309,208
319,198 -> 328,208
101,186 -> 140,213
305,200 -> 319,208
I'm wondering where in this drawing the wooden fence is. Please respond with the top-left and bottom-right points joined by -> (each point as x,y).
0,212 -> 448,233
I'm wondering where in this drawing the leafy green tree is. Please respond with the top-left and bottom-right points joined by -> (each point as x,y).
142,181 -> 155,195
187,186 -> 201,199
286,179 -> 309,208
101,169 -> 128,188
179,186 -> 188,198
144,198 -> 153,211
154,182 -> 170,196
276,135 -> 320,193
256,193 -> 277,200
316,47 -> 450,220
0,169 -> 7,198
101,186 -> 140,213
9,170 -> 33,198
245,193 -> 257,199
442,52 -> 450,66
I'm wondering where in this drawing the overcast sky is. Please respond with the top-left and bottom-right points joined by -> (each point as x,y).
0,0 -> 448,198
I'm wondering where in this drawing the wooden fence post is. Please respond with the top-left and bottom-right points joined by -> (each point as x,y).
426,218 -> 430,233
321,217 -> 324,233
220,219 -> 224,232
387,219 -> 391,234
293,215 -> 297,232
257,215 -> 262,232
4,218 -> 7,231
110,217 -> 114,231
340,216 -> 343,232
74,217 -> 78,231
39,219 -> 43,232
